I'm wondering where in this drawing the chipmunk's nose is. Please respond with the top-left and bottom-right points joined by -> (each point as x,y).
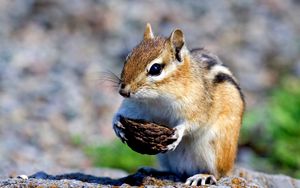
119,89 -> 130,98
119,83 -> 130,98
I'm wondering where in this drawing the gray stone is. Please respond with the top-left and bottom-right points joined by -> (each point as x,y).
1,168 -> 299,188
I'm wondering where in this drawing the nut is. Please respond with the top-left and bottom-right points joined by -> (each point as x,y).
119,116 -> 177,155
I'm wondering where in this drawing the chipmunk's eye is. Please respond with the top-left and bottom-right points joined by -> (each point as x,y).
148,63 -> 163,76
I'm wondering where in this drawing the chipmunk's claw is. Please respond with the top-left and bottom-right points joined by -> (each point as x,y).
113,116 -> 128,142
166,125 -> 185,151
185,174 -> 217,186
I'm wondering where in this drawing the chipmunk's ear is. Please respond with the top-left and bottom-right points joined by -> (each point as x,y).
169,29 -> 185,62
143,23 -> 154,40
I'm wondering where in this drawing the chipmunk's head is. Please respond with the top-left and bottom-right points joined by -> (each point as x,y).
119,23 -> 191,100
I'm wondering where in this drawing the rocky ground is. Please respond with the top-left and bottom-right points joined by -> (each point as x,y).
1,168 -> 300,188
1,0 -> 300,179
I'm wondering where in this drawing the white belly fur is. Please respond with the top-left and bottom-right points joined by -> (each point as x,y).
158,127 -> 216,176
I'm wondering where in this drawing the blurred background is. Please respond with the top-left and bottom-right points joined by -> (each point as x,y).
0,0 -> 299,178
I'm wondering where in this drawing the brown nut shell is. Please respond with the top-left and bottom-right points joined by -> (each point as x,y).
119,116 -> 176,155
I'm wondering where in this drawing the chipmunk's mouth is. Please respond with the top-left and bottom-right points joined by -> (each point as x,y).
130,88 -> 161,100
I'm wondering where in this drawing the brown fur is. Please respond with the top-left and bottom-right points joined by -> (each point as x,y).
158,55 -> 192,98
121,37 -> 166,85
210,82 -> 244,178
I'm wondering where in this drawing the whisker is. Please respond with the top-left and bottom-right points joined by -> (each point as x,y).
96,70 -> 122,89
107,70 -> 121,82
98,77 -> 120,83
100,70 -> 121,82
95,79 -> 119,88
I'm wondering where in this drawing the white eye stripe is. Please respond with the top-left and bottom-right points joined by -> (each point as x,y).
145,56 -> 179,82
149,64 -> 177,82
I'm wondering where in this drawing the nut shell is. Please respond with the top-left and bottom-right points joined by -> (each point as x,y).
119,116 -> 176,155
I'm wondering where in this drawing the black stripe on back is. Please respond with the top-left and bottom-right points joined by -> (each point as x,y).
190,48 -> 219,70
201,54 -> 218,70
190,48 -> 204,52
213,73 -> 245,103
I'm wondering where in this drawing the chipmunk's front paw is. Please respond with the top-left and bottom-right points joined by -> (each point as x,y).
166,125 -> 185,151
185,174 -> 217,186
113,115 -> 127,143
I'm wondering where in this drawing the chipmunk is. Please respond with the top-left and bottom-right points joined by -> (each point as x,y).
112,23 -> 245,186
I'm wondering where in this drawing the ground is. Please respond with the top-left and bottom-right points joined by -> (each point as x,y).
1,167 -> 299,188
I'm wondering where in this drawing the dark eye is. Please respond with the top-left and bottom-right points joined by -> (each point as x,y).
148,63 -> 163,76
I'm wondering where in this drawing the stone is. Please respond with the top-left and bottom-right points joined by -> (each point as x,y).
1,167 -> 299,187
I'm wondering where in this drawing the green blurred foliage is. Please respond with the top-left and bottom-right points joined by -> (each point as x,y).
85,140 -> 156,173
241,77 -> 300,178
